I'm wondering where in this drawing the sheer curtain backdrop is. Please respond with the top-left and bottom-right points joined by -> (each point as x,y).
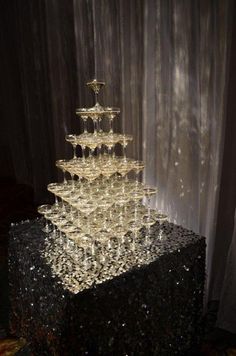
141,0 -> 232,302
2,0 -> 233,308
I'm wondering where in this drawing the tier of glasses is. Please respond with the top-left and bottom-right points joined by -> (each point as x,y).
75,106 -> 121,136
66,133 -> 133,149
47,179 -> 157,211
38,200 -> 167,245
55,156 -> 145,180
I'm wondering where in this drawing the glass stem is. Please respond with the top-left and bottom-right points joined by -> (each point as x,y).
70,205 -> 74,222
135,171 -> 139,193
109,209 -> 113,220
147,196 -> 151,221
45,218 -> 49,233
117,243 -> 120,260
134,203 -> 138,222
63,170 -> 67,184
91,241 -> 95,256
73,145 -> 77,159
61,199 -> 66,213
98,118 -> 102,132
84,118 -> 88,133
88,182 -> 92,200
109,119 -> 113,134
87,215 -> 91,235
82,146 -> 85,161
83,248 -> 88,269
53,223 -> 56,236
94,119 -> 98,135
77,210 -> 80,226
108,147 -> 112,162
91,149 -> 95,166
110,145 -> 114,158
119,207 -> 124,225
123,145 -> 127,162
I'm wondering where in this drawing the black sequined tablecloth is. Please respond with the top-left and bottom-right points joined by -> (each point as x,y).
9,218 -> 205,355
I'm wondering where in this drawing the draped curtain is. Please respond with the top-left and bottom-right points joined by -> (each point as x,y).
141,0 -> 232,301
3,0 -> 232,304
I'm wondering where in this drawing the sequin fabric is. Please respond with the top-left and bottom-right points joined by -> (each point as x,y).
9,218 -> 205,355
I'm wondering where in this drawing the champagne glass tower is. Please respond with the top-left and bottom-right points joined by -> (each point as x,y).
38,79 -> 167,252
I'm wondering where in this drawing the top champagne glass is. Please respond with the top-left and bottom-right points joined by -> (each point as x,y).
86,79 -> 105,104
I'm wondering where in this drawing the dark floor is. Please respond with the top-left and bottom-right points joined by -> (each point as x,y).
200,303 -> 236,356
0,182 -> 235,355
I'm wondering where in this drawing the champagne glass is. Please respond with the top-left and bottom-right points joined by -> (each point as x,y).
100,164 -> 115,184
151,211 -> 168,240
118,134 -> 133,161
76,138 -> 87,161
53,215 -> 70,242
83,79 -> 106,134
37,204 -> 52,233
59,184 -> 74,206
86,79 -> 105,104
153,212 -> 168,222
75,108 -> 89,134
83,166 -> 101,186
77,137 -> 99,160
89,136 -> 103,159
143,186 -> 158,231
115,224 -> 128,246
87,104 -> 104,135
65,134 -> 78,159
104,134 -> 116,159
44,210 -> 61,236
132,161 -> 145,188
47,182 -> 65,206
104,107 -> 120,134
77,199 -> 97,216
60,222 -> 78,237
117,160 -> 134,180
55,159 -> 72,183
